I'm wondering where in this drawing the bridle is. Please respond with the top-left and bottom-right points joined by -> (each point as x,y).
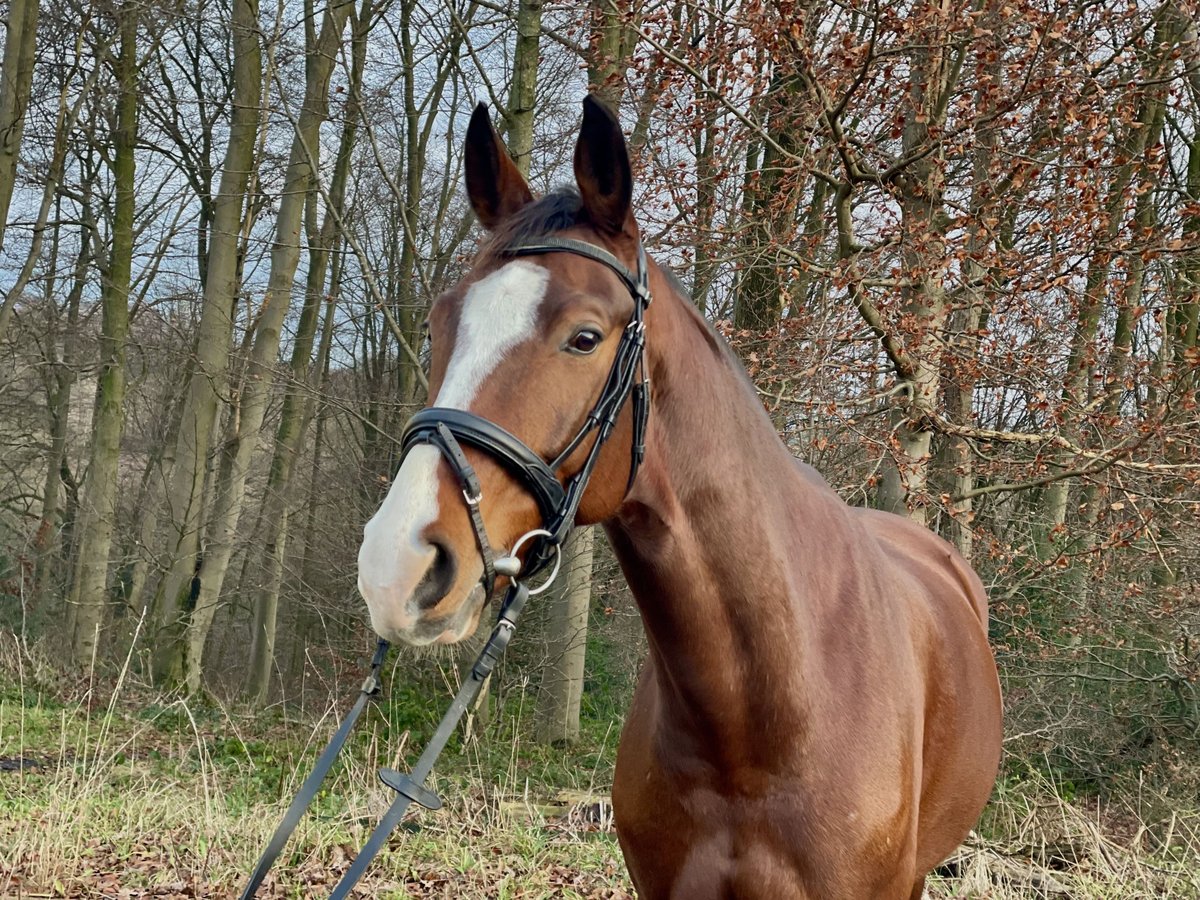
240,235 -> 652,899
399,235 -> 653,596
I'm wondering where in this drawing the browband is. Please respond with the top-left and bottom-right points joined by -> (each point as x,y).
505,237 -> 651,307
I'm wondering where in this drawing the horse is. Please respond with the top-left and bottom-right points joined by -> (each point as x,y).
356,95 -> 1003,900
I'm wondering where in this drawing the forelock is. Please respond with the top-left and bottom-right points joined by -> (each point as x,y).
478,187 -> 583,259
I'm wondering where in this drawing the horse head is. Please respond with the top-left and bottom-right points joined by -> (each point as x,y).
357,96 -> 651,645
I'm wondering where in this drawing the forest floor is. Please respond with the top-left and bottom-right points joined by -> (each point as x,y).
2,658 -> 1199,899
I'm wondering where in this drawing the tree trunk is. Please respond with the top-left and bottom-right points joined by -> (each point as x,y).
873,1 -> 953,528
1171,111 -> 1200,402
150,0 -> 263,683
31,216 -> 85,614
291,258 -> 341,677
120,381 -> 187,621
69,3 -> 138,667
529,0 -> 632,744
587,0 -> 631,110
0,0 -> 40,254
1151,127 -> 1199,587
504,0 -> 542,175
535,528 -> 593,745
0,36 -> 99,343
943,14 -> 1003,559
734,75 -> 803,331
1042,14 -> 1177,534
155,0 -> 354,692
691,9 -> 721,313
1078,93 -> 1166,529
246,0 -> 368,705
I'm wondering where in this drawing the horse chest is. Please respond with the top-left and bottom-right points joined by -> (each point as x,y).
613,723 -> 918,897
612,764 -> 917,899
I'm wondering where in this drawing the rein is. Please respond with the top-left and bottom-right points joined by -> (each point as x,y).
240,237 -> 652,898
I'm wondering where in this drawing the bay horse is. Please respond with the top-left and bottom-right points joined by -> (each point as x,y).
357,96 -> 1003,899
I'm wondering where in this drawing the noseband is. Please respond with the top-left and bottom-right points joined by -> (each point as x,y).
400,236 -> 653,593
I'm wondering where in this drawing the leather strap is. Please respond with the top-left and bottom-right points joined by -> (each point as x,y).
432,422 -> 496,596
239,640 -> 389,900
403,408 -> 566,523
326,584 -> 530,900
505,237 -> 651,307
510,238 -> 651,487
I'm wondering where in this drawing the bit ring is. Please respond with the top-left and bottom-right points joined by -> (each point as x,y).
505,529 -> 562,596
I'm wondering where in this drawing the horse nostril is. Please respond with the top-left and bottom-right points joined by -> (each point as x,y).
414,540 -> 457,610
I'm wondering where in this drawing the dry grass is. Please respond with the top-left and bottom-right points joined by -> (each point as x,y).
0,637 -> 630,898
2,638 -> 1198,898
925,771 -> 1200,899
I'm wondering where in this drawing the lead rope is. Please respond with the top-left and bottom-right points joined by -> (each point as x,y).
326,580 -> 531,899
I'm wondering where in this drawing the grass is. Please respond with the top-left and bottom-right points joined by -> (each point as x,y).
0,640 -> 629,899
929,770 -> 1200,898
2,640 -> 1199,898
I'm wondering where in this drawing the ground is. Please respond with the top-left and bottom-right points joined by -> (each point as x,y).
2,664 -> 1198,899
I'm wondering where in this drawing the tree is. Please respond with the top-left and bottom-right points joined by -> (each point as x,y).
870,0 -> 956,528
245,0 -> 371,705
148,0 -> 263,683
68,0 -> 139,665
504,0 -> 542,175
534,0 -> 637,745
0,0 -> 40,255
733,74 -> 804,331
1041,10 -> 1180,537
153,0 -> 354,691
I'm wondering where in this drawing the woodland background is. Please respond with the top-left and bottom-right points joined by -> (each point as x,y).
1,0 -> 1199,894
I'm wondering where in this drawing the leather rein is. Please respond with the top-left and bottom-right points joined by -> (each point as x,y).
240,236 -> 652,899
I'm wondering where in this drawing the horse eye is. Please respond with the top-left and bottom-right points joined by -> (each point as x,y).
567,328 -> 602,355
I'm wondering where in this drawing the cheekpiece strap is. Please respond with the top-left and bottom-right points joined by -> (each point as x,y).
434,422 -> 481,502
432,422 -> 496,596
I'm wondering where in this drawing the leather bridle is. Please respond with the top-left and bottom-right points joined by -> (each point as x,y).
400,235 -> 653,594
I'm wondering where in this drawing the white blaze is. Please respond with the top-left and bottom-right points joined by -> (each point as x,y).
357,262 -> 550,639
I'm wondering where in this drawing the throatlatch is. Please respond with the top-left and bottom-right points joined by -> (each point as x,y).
240,237 -> 652,898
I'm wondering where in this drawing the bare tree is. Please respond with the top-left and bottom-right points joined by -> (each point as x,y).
245,0 -> 371,705
0,0 -> 41,254
153,0 -> 354,691
149,0 -> 263,684
68,1 -> 139,665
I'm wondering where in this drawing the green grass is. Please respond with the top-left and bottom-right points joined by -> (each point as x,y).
2,646 -> 1199,898
0,647 -> 630,898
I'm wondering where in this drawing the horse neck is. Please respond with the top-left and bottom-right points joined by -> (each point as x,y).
606,273 -> 824,759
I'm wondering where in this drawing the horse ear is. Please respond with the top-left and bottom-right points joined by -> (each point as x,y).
574,95 -> 634,237
464,102 -> 533,230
